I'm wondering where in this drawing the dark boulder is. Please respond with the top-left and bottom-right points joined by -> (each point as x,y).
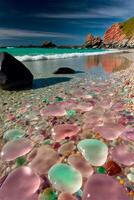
42,41 -> 56,48
54,67 -> 75,74
0,52 -> 33,90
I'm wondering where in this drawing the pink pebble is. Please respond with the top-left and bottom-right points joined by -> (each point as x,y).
29,145 -> 59,175
111,101 -> 124,111
40,104 -> 66,117
121,128 -> 134,141
58,100 -> 77,110
95,123 -> 125,140
0,166 -> 40,200
82,174 -> 130,200
1,138 -> 32,161
51,124 -> 80,141
111,144 -> 134,166
76,102 -> 93,112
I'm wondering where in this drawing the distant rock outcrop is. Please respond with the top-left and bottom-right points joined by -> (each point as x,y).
104,17 -> 134,48
42,41 -> 56,48
85,34 -> 103,48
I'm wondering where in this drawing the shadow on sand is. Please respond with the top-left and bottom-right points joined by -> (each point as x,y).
32,77 -> 72,90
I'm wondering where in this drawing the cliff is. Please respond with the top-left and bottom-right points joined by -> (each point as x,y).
85,17 -> 134,48
104,17 -> 134,48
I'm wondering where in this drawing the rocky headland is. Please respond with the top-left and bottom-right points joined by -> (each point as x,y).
85,17 -> 134,49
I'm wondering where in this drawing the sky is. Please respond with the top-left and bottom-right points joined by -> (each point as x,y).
0,0 -> 134,46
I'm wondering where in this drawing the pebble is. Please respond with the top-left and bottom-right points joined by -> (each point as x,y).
82,174 -> 130,200
40,104 -> 66,117
51,124 -> 80,142
68,153 -> 94,178
96,166 -> 106,174
127,173 -> 134,183
0,166 -> 40,200
48,163 -> 82,194
111,144 -> 134,166
3,129 -> 26,142
58,141 -> 75,156
104,160 -> 122,176
29,145 -> 59,175
95,123 -> 125,140
1,138 -> 32,161
39,187 -> 57,200
77,139 -> 108,166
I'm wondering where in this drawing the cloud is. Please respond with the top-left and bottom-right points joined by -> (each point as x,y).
0,28 -> 77,39
35,5 -> 133,19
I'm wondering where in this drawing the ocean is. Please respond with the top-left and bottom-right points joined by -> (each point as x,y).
0,47 -> 117,61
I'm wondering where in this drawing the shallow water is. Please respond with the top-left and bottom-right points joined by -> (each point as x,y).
23,53 -> 132,83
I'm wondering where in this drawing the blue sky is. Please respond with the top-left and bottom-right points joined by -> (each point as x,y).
0,0 -> 133,46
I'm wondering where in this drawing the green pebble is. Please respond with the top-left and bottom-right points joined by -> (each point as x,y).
66,109 -> 76,117
75,189 -> 83,197
97,166 -> 106,174
43,139 -> 53,145
55,97 -> 64,102
77,139 -> 108,166
3,129 -> 26,142
39,188 -> 57,200
42,98 -> 50,103
15,156 -> 27,167
48,163 -> 82,193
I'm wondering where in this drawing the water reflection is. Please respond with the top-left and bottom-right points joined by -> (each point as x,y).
85,54 -> 132,73
24,53 -> 132,80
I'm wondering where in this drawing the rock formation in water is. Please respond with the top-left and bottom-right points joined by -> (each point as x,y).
0,52 -> 33,90
85,34 -> 103,48
42,41 -> 56,48
54,67 -> 75,74
104,17 -> 134,48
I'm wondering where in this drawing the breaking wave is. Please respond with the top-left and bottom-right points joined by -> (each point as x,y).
15,50 -> 121,62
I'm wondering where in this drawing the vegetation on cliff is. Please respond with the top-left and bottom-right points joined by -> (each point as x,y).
121,17 -> 134,37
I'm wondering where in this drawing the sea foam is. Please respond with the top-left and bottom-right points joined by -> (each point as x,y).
15,50 -> 120,62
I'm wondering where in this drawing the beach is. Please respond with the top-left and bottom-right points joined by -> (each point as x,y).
0,49 -> 134,199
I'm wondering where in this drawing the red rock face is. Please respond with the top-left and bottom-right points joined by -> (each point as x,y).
104,23 -> 126,43
85,18 -> 134,48
103,23 -> 134,47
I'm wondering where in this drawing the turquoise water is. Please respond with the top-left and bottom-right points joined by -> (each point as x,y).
0,47 -> 107,56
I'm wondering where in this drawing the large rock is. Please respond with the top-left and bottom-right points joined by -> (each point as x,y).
85,34 -> 102,48
0,52 -> 33,90
104,17 -> 134,48
42,41 -> 56,48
